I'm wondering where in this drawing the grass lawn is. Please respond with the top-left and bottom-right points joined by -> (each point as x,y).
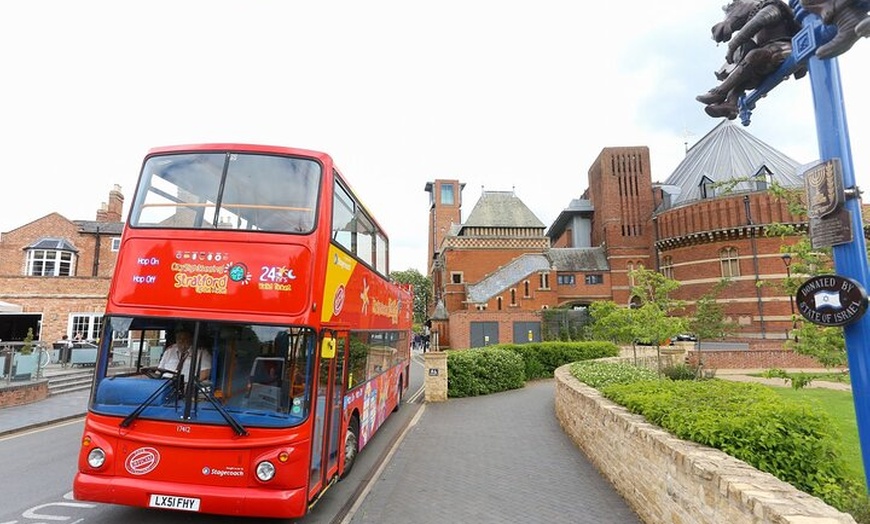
768,386 -> 864,483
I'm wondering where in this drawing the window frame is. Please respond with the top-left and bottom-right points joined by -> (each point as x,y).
720,247 -> 740,278
26,248 -> 75,277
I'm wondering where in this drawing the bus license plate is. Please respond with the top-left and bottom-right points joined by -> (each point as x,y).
149,494 -> 201,512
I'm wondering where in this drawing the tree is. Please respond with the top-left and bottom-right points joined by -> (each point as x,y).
588,301 -> 634,345
629,267 -> 684,314
390,268 -> 432,327
626,267 -> 687,373
689,280 -> 736,376
764,182 -> 844,386
689,280 -> 734,342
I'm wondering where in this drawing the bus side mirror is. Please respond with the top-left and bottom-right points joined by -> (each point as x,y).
321,335 -> 336,359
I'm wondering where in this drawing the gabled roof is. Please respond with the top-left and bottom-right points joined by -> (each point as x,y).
462,191 -> 545,229
547,247 -> 608,272
466,254 -> 551,303
663,120 -> 804,207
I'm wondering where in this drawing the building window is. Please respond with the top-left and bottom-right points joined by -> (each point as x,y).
585,274 -> 603,285
71,314 -> 102,342
497,297 -> 503,310
557,274 -> 576,285
523,280 -> 530,297
627,262 -> 635,286
111,237 -> 121,251
720,247 -> 740,278
510,288 -> 517,306
440,184 -> 454,205
476,304 -> 487,311
25,238 -> 77,276
451,272 -> 463,284
700,176 -> 716,199
754,165 -> 772,191
539,272 -> 549,289
661,256 -> 674,279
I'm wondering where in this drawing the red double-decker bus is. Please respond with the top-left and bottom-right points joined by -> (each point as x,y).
73,144 -> 413,518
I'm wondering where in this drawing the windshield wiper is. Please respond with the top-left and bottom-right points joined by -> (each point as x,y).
192,379 -> 248,436
120,378 -> 180,428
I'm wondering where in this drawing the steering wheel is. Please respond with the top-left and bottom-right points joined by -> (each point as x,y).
141,366 -> 177,379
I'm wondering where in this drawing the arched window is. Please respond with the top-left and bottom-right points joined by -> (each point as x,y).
627,262 -> 636,287
510,289 -> 517,306
720,247 -> 740,277
497,297 -> 503,311
524,280 -> 530,298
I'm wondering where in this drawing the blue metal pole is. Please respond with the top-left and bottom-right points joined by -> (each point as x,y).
807,42 -> 870,491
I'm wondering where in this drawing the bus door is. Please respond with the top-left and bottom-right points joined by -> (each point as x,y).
308,331 -> 347,498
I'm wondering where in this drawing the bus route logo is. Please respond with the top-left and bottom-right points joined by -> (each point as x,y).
125,447 -> 160,475
334,285 -> 346,316
228,263 -> 249,283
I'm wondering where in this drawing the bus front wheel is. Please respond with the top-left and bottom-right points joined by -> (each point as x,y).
393,375 -> 402,413
341,417 -> 359,479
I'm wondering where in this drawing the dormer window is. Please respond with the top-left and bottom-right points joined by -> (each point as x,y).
753,165 -> 772,191
25,238 -> 77,276
700,176 -> 716,199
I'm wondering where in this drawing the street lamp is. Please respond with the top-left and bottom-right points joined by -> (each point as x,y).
781,253 -> 797,340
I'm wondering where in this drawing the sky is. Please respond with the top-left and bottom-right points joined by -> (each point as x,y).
3,1 -> 870,275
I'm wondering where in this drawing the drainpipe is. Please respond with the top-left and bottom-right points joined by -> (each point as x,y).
92,226 -> 102,277
743,195 -> 766,339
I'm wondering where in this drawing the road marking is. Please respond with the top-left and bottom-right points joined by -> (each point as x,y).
339,404 -> 426,524
0,418 -> 83,442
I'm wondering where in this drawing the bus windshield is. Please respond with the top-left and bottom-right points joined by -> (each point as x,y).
130,152 -> 321,233
94,317 -> 315,429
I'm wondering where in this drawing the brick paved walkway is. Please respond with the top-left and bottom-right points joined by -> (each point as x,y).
349,380 -> 642,524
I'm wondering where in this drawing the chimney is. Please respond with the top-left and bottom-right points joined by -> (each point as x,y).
101,184 -> 124,222
96,203 -> 108,222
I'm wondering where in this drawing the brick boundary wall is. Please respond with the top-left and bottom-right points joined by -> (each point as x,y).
687,350 -> 826,370
554,364 -> 856,523
0,380 -> 48,408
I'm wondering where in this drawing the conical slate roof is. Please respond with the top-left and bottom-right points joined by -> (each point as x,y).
462,190 -> 545,229
663,120 -> 804,206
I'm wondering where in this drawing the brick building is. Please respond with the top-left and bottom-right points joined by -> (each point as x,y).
0,185 -> 125,344
427,120 -> 813,349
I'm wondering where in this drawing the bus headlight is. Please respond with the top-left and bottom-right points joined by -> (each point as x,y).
256,461 -> 276,481
87,448 -> 107,468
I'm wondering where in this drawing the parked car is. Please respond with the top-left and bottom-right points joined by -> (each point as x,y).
674,333 -> 697,342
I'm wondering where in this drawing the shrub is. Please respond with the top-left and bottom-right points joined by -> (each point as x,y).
446,348 -> 525,398
491,341 -> 619,381
570,360 -> 658,388
661,362 -> 701,381
600,378 -> 863,509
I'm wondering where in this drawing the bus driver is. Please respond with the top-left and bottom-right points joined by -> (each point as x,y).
158,329 -> 212,381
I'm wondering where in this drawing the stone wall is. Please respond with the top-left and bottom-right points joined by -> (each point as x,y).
554,365 -> 856,523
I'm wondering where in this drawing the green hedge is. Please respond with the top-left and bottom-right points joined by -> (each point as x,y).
446,341 -> 618,398
446,348 -> 525,398
582,370 -> 863,510
491,341 -> 619,381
